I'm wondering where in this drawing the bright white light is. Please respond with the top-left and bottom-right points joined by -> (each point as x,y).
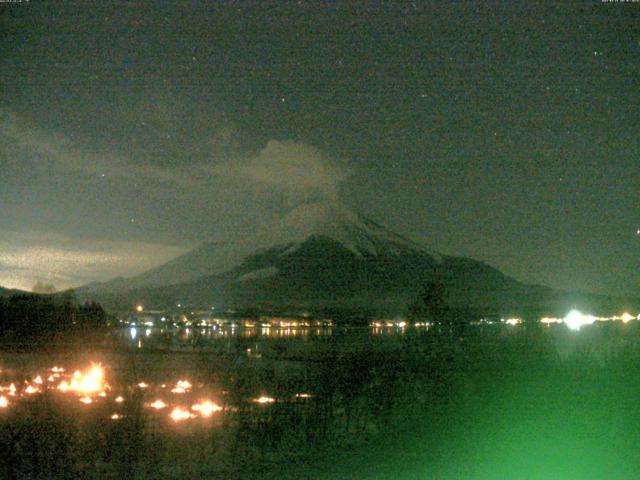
564,309 -> 596,331
129,327 -> 137,340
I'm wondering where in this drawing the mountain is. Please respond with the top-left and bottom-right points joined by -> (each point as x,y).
0,286 -> 26,298
87,202 -> 441,293
78,201 -> 633,317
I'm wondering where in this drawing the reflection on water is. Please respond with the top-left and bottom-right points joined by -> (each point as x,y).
0,324 -> 422,428
122,320 -> 434,350
3,321 -> 640,480
3,320 -> 639,432
121,325 -> 338,351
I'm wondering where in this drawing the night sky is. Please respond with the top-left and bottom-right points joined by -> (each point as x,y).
1,1 -> 638,296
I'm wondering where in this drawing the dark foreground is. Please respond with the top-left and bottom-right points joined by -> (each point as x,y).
1,323 -> 640,479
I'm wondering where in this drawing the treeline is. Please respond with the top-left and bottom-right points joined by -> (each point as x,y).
0,292 -> 108,347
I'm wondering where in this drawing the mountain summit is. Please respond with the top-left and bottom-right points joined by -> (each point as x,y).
259,201 -> 442,259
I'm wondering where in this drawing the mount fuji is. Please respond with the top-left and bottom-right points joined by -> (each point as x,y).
78,201 -> 560,315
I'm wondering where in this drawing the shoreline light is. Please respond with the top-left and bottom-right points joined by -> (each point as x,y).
253,396 -> 275,404
540,317 -> 562,325
564,309 -> 596,331
620,312 -> 634,323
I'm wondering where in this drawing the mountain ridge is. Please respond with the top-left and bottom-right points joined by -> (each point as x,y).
76,201 -> 638,317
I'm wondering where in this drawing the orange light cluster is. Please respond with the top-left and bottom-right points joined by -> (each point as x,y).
0,363 -> 290,425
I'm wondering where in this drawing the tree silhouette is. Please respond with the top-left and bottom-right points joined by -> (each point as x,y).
408,281 -> 448,322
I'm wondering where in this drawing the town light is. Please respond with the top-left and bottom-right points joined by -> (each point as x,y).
564,309 -> 596,331
620,312 -> 634,323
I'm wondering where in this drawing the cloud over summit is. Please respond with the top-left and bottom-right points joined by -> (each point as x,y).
211,140 -> 349,205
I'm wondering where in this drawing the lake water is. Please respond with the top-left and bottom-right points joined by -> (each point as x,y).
1,322 -> 640,479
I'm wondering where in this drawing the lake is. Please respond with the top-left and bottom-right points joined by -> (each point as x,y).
1,321 -> 640,479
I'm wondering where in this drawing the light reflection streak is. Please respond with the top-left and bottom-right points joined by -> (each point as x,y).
121,325 -> 334,345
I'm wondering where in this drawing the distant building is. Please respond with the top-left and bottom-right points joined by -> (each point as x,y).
129,310 -> 169,326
